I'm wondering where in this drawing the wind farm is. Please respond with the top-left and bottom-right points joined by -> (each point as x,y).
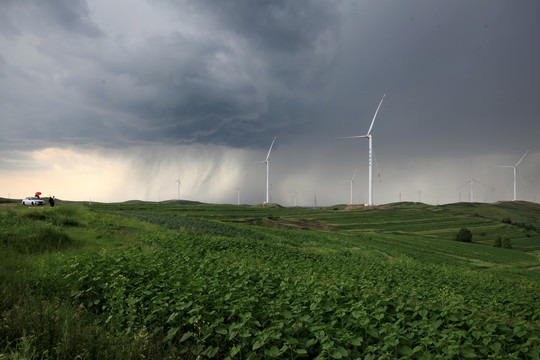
1,2 -> 540,359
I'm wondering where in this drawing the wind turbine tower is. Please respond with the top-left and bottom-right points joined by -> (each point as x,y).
235,187 -> 240,205
258,137 -> 277,204
341,169 -> 357,205
175,179 -> 181,200
492,148 -> 530,201
338,93 -> 386,206
457,177 -> 490,203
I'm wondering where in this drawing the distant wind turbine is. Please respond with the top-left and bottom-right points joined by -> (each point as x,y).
491,148 -> 530,201
457,178 -> 490,203
457,163 -> 491,203
235,187 -> 240,205
175,178 -> 181,200
341,169 -> 357,205
293,191 -> 298,207
337,93 -> 386,206
256,137 -> 277,204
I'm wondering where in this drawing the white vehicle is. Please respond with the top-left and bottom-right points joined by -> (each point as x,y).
22,197 -> 45,206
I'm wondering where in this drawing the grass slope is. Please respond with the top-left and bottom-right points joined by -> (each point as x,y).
1,201 -> 539,359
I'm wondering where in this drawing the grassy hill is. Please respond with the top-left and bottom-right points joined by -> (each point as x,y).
1,201 -> 539,359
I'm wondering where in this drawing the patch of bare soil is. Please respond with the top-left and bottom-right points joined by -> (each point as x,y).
345,205 -> 394,210
225,217 -> 337,231
344,205 -> 364,210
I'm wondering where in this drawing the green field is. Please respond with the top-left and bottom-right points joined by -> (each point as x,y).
1,200 -> 539,359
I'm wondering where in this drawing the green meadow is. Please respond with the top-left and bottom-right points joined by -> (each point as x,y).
1,199 -> 539,359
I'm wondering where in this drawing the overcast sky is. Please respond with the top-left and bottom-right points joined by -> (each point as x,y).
1,0 -> 539,206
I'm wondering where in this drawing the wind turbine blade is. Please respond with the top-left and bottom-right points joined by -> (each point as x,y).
366,92 -> 386,136
491,165 -> 514,168
457,179 -> 471,190
265,136 -> 277,161
352,168 -> 357,181
515,148 -> 530,167
372,150 -> 382,182
334,135 -> 367,139
473,179 -> 491,188
517,173 -> 529,189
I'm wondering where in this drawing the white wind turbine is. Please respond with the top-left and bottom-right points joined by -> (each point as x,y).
235,187 -> 240,205
457,177 -> 491,203
338,93 -> 386,206
457,163 -> 491,203
175,179 -> 182,200
341,169 -> 357,205
256,137 -> 277,204
492,148 -> 530,201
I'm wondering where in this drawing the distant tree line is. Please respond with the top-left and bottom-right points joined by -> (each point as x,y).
501,217 -> 538,233
454,228 -> 513,249
493,236 -> 512,249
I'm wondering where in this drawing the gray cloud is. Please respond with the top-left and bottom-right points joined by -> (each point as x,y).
1,0 -> 539,203
0,0 -> 344,149
30,0 -> 103,37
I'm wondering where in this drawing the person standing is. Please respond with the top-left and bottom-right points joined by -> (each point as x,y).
49,196 -> 55,207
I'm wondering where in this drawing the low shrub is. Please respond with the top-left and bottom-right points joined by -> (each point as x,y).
0,225 -> 72,254
455,228 -> 472,243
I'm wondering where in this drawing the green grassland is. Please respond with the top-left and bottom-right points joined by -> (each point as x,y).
1,200 -> 539,359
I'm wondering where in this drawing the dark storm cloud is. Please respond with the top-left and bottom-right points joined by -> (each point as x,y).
0,0 -> 344,151
202,0 -> 336,52
194,0 -> 341,82
0,9 -> 20,36
319,0 -> 540,160
0,1 -> 101,39
88,0 -> 342,147
30,0 -> 103,37
1,0 -> 539,204
1,0 -> 539,158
